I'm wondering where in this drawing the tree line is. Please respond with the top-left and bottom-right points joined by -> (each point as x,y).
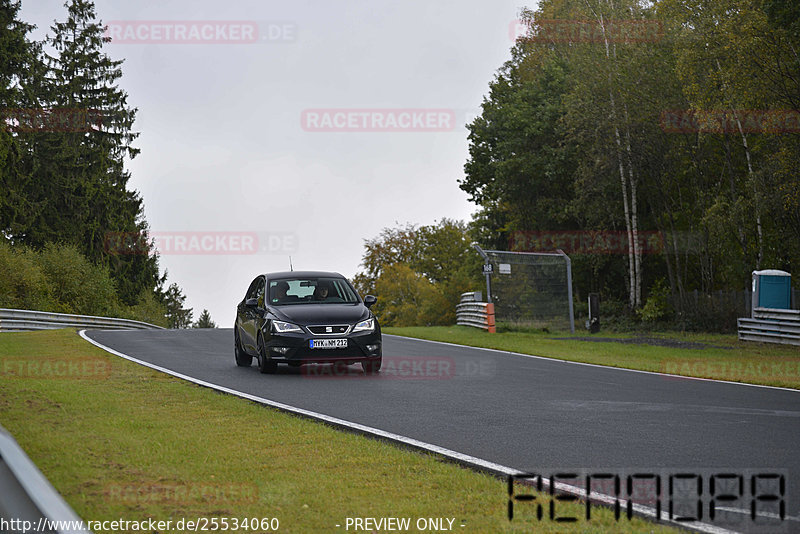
460,0 -> 798,328
352,219 -> 482,326
359,0 -> 798,330
0,0 -> 202,328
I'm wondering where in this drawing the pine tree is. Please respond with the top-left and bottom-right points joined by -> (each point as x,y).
1,1 -> 192,323
0,0 -> 36,239
18,0 -> 160,304
193,309 -> 216,329
161,282 -> 193,329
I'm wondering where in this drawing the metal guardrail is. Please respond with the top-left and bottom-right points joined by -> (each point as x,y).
738,307 -> 800,346
0,424 -> 92,533
455,292 -> 495,332
0,308 -> 165,332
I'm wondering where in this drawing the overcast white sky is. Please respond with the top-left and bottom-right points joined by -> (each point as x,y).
20,0 -> 535,327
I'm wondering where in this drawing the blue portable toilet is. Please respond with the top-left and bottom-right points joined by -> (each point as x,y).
751,270 -> 791,314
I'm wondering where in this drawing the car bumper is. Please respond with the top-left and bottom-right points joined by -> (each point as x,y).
263,328 -> 382,364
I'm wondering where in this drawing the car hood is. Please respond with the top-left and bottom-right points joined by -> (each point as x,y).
271,304 -> 370,325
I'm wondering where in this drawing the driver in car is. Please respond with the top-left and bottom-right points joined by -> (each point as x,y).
271,281 -> 290,304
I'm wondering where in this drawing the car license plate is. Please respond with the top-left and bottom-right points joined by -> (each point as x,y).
310,338 -> 348,349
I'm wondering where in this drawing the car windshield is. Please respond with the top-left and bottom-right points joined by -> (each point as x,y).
268,277 -> 359,305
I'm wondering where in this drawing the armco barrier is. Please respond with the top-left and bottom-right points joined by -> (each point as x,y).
0,424 -> 91,533
455,292 -> 496,333
0,308 -> 164,332
737,307 -> 800,346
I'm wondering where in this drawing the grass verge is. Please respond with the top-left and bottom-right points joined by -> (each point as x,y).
0,329 -> 678,533
383,326 -> 800,389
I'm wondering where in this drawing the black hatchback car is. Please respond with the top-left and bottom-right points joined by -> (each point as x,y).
234,271 -> 382,374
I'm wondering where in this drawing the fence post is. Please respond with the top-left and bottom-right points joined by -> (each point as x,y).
473,243 -> 493,304
746,285 -> 752,317
557,249 -> 575,334
486,303 -> 496,333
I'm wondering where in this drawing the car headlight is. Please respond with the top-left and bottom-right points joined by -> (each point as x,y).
353,318 -> 374,333
271,321 -> 303,334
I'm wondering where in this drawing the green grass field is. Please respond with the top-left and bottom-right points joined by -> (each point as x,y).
384,326 -> 800,389
0,329 -> 678,533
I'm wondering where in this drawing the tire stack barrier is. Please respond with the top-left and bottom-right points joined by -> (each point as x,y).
456,292 -> 495,333
737,307 -> 800,346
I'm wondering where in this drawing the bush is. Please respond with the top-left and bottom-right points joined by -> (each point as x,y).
36,243 -> 119,316
372,263 -> 452,327
0,242 -> 51,310
116,290 -> 168,328
637,279 -> 673,323
0,241 -> 168,326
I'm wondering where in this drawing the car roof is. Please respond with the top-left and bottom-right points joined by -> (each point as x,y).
263,271 -> 346,279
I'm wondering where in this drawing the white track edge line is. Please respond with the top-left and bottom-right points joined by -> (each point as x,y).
384,334 -> 800,393
714,507 -> 800,522
78,329 -> 741,534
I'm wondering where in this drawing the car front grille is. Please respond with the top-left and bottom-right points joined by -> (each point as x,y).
307,324 -> 350,335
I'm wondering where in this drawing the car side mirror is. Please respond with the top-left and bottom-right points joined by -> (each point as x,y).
363,295 -> 377,308
245,298 -> 259,307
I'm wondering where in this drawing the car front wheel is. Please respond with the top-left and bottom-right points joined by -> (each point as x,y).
361,357 -> 381,375
257,334 -> 278,374
234,329 -> 252,367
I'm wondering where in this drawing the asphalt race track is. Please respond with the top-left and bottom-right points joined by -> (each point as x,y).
84,329 -> 800,533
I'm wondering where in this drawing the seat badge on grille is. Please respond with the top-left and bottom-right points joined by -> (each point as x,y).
326,326 -> 332,333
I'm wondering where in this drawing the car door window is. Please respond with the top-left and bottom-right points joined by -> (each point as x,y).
256,278 -> 265,307
245,277 -> 261,300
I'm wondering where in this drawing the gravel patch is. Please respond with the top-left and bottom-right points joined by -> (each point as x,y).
551,336 -> 733,350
